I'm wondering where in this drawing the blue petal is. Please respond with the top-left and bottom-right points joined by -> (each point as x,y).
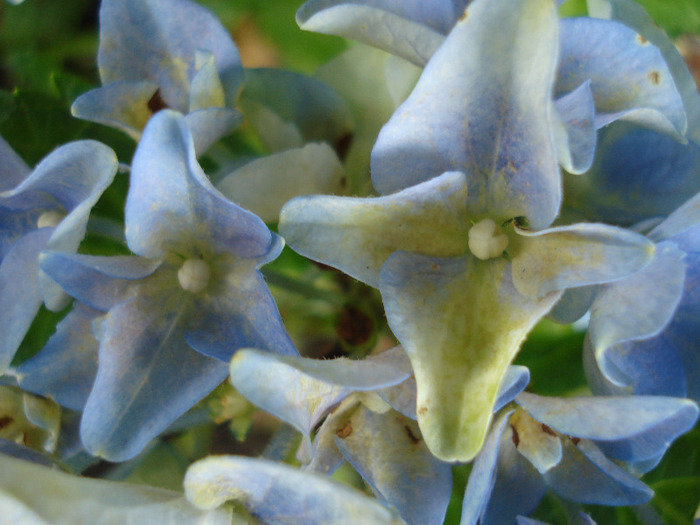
547,285 -> 598,324
99,0 -> 242,111
71,81 -> 158,139
554,81 -> 597,174
649,191 -> 700,243
186,263 -> 297,360
81,289 -> 228,461
126,110 -> 273,260
543,439 -> 653,505
184,455 -> 402,523
0,207 -> 39,261
184,108 -> 242,156
557,17 -> 686,138
39,251 -> 161,312
0,135 -> 30,191
16,303 -> 100,411
515,392 -> 699,462
371,0 -> 561,229
494,366 -> 530,412
0,228 -> 53,373
279,171 -> 469,287
334,405 -> 451,525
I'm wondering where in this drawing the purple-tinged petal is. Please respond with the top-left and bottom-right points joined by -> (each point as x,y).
461,410 -> 513,525
0,228 -> 52,373
184,107 -> 242,156
511,223 -> 655,299
280,171 -> 469,287
186,261 -> 297,360
99,0 -> 242,111
71,81 -> 159,139
184,455 -> 402,524
587,0 -> 700,143
0,135 -> 30,191
16,304 -> 100,411
563,122 -> 700,226
39,251 -> 161,312
516,392 -> 699,462
81,289 -> 228,461
240,68 -> 353,153
334,405 -> 451,525
544,438 -> 653,505
217,143 -> 345,224
371,0 -> 560,230
126,110 -> 272,260
554,81 -> 597,174
557,17 -> 686,138
379,253 -> 560,461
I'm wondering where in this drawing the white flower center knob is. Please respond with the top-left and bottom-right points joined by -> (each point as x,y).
178,258 -> 211,293
468,218 -> 509,261
36,210 -> 66,229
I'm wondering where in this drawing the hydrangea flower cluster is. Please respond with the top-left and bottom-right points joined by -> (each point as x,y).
1,0 -> 699,523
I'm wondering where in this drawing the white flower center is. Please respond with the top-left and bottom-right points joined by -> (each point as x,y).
178,258 -> 211,293
36,210 -> 66,229
468,218 -> 509,260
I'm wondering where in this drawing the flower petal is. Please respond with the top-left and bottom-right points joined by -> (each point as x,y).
554,81 -> 597,174
334,405 -> 451,525
99,0 -> 242,111
280,171 -> 469,287
184,455 -> 402,523
511,222 -> 655,299
557,17 -> 686,138
126,110 -> 272,259
0,228 -> 52,373
184,108 -> 242,156
379,252 -> 560,461
371,0 -> 560,229
516,392 -> 699,462
16,303 -> 100,411
81,288 -> 228,461
217,143 -> 345,223
0,135 -> 30,191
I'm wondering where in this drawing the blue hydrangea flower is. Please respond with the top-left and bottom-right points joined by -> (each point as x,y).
72,0 -> 244,155
0,136 -> 117,374
461,393 -> 699,524
280,0 -> 656,462
38,110 -> 297,461
584,191 -> 700,402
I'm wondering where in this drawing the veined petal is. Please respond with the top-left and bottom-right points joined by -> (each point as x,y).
511,222 -> 655,299
0,135 -> 30,191
126,110 -> 272,259
554,81 -> 596,174
0,228 -> 52,373
543,439 -> 653,505
334,405 -> 451,525
297,1 -> 450,66
71,81 -> 159,139
239,68 -> 353,153
371,0 -> 560,230
99,0 -> 242,111
280,171 -> 469,287
39,251 -> 162,312
217,143 -> 345,223
557,17 -> 686,138
516,392 -> 699,462
184,455 -> 402,524
16,304 -> 99,412
379,253 -> 560,461
81,288 -> 228,461
186,263 -> 297,360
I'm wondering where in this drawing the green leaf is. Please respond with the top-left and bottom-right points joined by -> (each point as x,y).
633,0 -> 700,37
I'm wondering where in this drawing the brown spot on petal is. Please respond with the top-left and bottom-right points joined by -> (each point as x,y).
648,71 -> 660,85
147,89 -> 169,114
636,34 -> 648,45
0,416 -> 13,430
334,133 -> 354,162
571,436 -> 581,445
336,421 -> 352,439
404,425 -> 420,444
541,423 -> 556,436
417,405 -> 428,416
459,10 -> 468,21
511,425 -> 520,447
